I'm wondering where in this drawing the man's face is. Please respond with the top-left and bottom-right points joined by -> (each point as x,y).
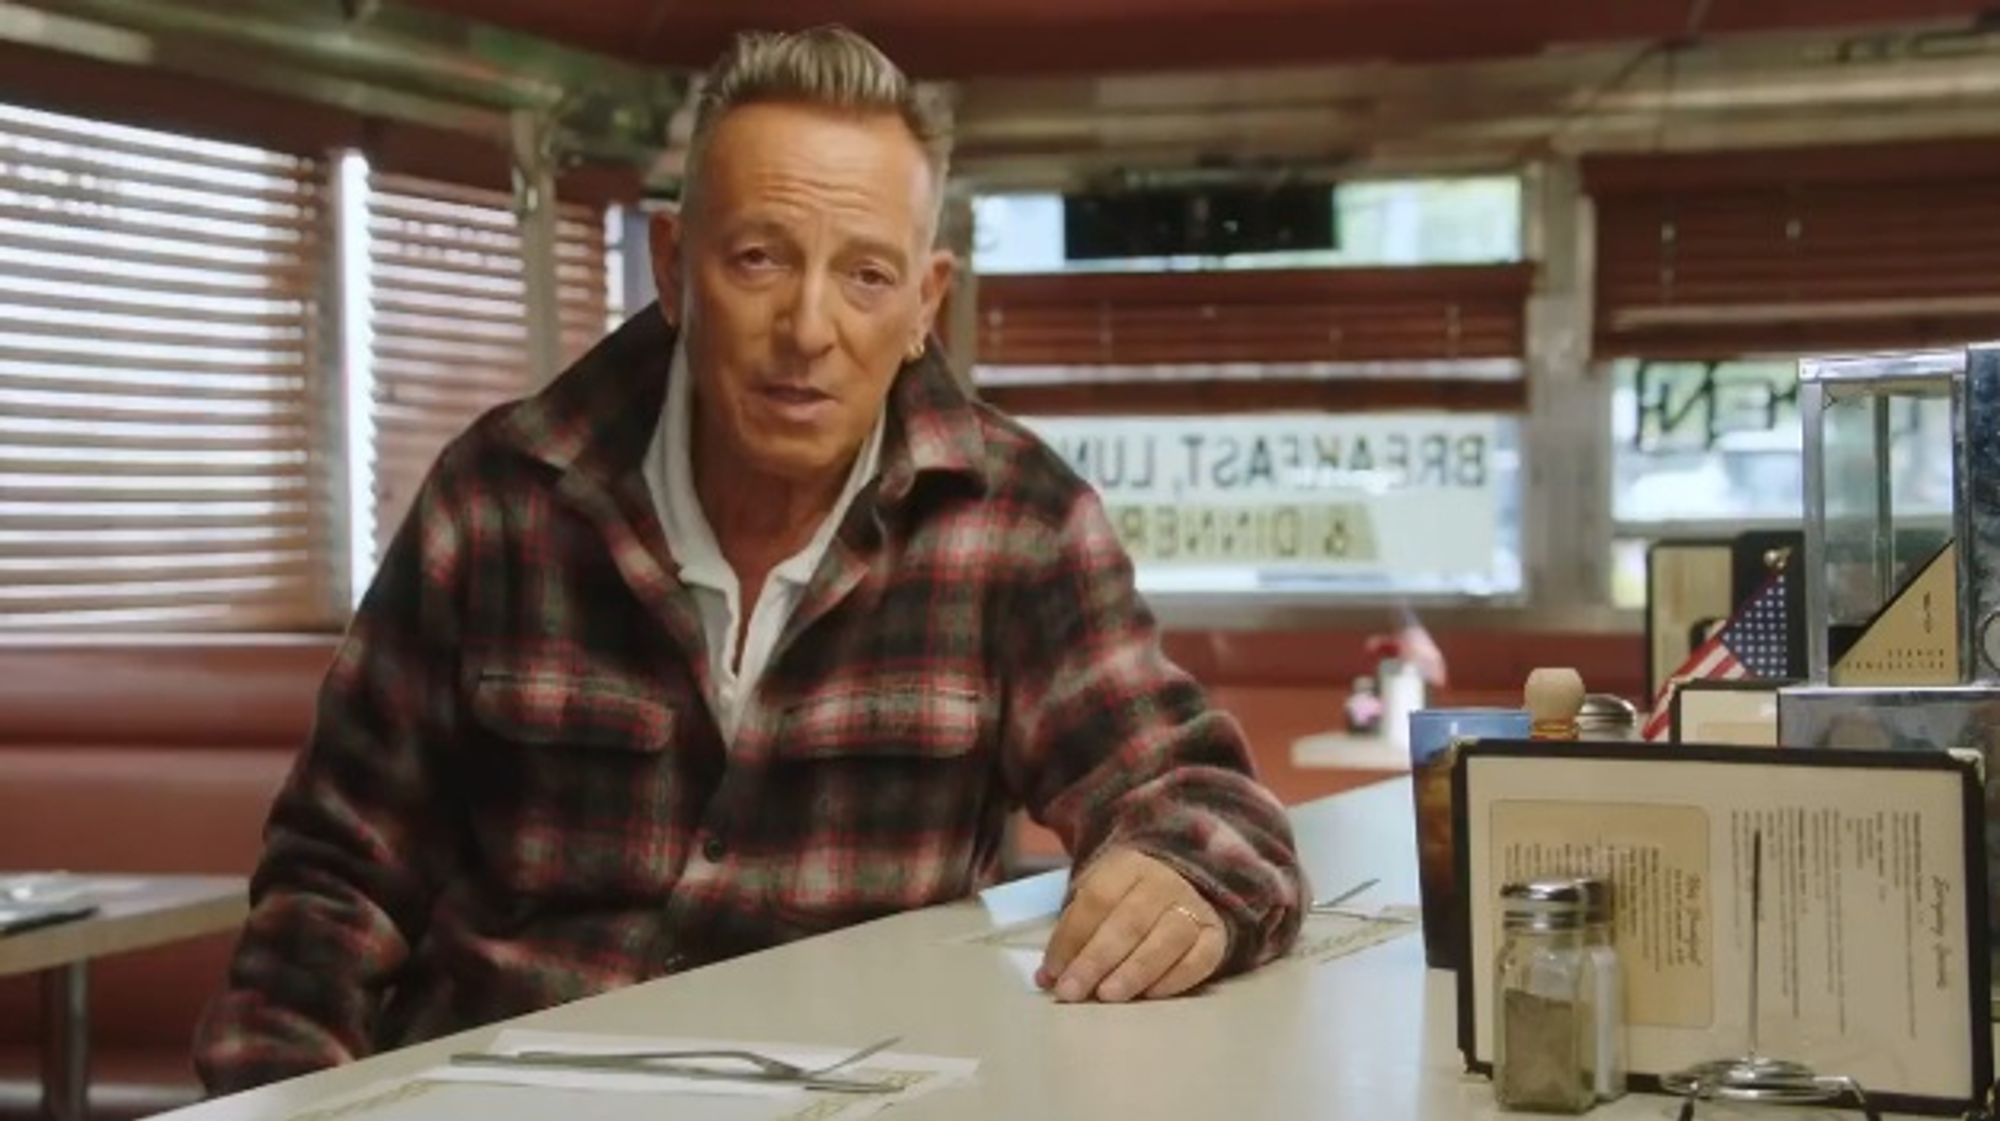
651,102 -> 954,484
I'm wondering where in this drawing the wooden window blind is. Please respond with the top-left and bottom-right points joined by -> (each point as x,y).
0,101 -> 340,631
364,173 -> 610,555
1588,141 -> 2000,359
974,264 -> 1533,414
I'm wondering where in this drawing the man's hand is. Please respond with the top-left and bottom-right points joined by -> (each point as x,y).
1036,848 -> 1228,1003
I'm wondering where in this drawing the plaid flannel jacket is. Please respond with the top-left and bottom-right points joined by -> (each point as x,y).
194,309 -> 1306,1093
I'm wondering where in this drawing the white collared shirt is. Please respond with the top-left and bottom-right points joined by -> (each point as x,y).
643,346 -> 885,745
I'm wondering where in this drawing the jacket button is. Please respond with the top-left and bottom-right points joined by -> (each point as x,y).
702,836 -> 726,862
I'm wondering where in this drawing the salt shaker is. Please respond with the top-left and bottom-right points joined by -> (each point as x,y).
1493,880 -> 1596,1114
1574,878 -> 1627,1101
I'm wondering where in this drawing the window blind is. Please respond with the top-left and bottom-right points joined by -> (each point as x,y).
0,101 -> 340,631
976,265 -> 1532,368
973,264 -> 1533,414
365,173 -> 610,556
1588,141 -> 2000,358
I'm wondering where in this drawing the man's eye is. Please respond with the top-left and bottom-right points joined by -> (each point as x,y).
854,266 -> 895,288
735,247 -> 777,268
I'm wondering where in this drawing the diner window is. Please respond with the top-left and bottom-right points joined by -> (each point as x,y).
353,169 -> 615,568
1606,357 -> 1955,608
975,175 -> 1527,601
0,99 -> 625,629
973,175 -> 1523,274
0,102 -> 341,631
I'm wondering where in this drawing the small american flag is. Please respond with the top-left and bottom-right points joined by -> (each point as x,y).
1642,567 -> 1792,741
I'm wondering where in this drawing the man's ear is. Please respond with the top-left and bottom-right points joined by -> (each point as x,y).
916,247 -> 957,338
648,209 -> 687,325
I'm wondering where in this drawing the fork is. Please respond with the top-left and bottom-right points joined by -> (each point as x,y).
449,1035 -> 903,1093
1306,877 -> 1379,915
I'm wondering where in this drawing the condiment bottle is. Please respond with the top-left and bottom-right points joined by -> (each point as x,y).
1524,667 -> 1585,741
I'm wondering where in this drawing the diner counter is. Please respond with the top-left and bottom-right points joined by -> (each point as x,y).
158,778 -> 1957,1120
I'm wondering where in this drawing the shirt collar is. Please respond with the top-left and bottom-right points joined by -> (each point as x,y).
655,344 -> 726,587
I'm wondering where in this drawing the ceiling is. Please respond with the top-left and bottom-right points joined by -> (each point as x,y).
947,18 -> 2000,189
403,0 -> 1994,78
11,0 -> 1999,195
384,0 -> 2000,191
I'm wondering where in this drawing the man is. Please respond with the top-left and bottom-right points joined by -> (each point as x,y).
196,25 -> 1305,1093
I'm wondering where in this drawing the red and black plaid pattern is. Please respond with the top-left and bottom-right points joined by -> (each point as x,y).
194,310 -> 1306,1093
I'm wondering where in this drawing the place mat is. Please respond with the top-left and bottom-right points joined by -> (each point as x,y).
0,872 -> 148,906
0,872 -> 97,905
1290,905 -> 1420,962
281,1080 -> 796,1121
958,905 -> 1419,965
1289,731 -> 1411,773
280,1032 -> 977,1121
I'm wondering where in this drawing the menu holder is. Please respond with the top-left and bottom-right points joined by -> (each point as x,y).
1453,740 -> 1992,1115
1646,540 -> 1736,703
1669,680 -> 1795,747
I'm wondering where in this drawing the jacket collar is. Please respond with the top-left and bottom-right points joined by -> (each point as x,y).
494,305 -> 990,507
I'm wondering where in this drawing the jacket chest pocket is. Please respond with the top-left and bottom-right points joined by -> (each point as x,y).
465,664 -> 698,899
774,681 -> 986,762
471,668 -> 678,752
756,680 -> 993,919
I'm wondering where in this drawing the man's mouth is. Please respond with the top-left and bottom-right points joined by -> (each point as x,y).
761,383 -> 830,404
755,382 -> 837,421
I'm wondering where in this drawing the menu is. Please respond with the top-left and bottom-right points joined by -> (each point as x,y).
1458,747 -> 1985,1107
1490,800 -> 1712,1028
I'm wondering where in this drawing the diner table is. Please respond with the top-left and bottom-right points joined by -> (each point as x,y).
0,874 -> 246,1121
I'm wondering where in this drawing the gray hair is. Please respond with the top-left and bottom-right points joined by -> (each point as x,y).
681,26 -> 954,226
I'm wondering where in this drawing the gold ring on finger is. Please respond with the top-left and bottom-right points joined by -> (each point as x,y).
1168,903 -> 1217,930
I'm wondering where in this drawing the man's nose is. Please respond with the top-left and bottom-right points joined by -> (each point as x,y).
779,270 -> 837,357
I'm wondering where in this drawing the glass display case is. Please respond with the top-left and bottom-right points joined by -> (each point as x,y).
1798,349 -> 1966,683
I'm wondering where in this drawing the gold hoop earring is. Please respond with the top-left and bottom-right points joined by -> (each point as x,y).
906,338 -> 926,362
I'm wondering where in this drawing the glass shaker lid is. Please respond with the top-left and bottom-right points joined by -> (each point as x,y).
1500,879 -> 1588,929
